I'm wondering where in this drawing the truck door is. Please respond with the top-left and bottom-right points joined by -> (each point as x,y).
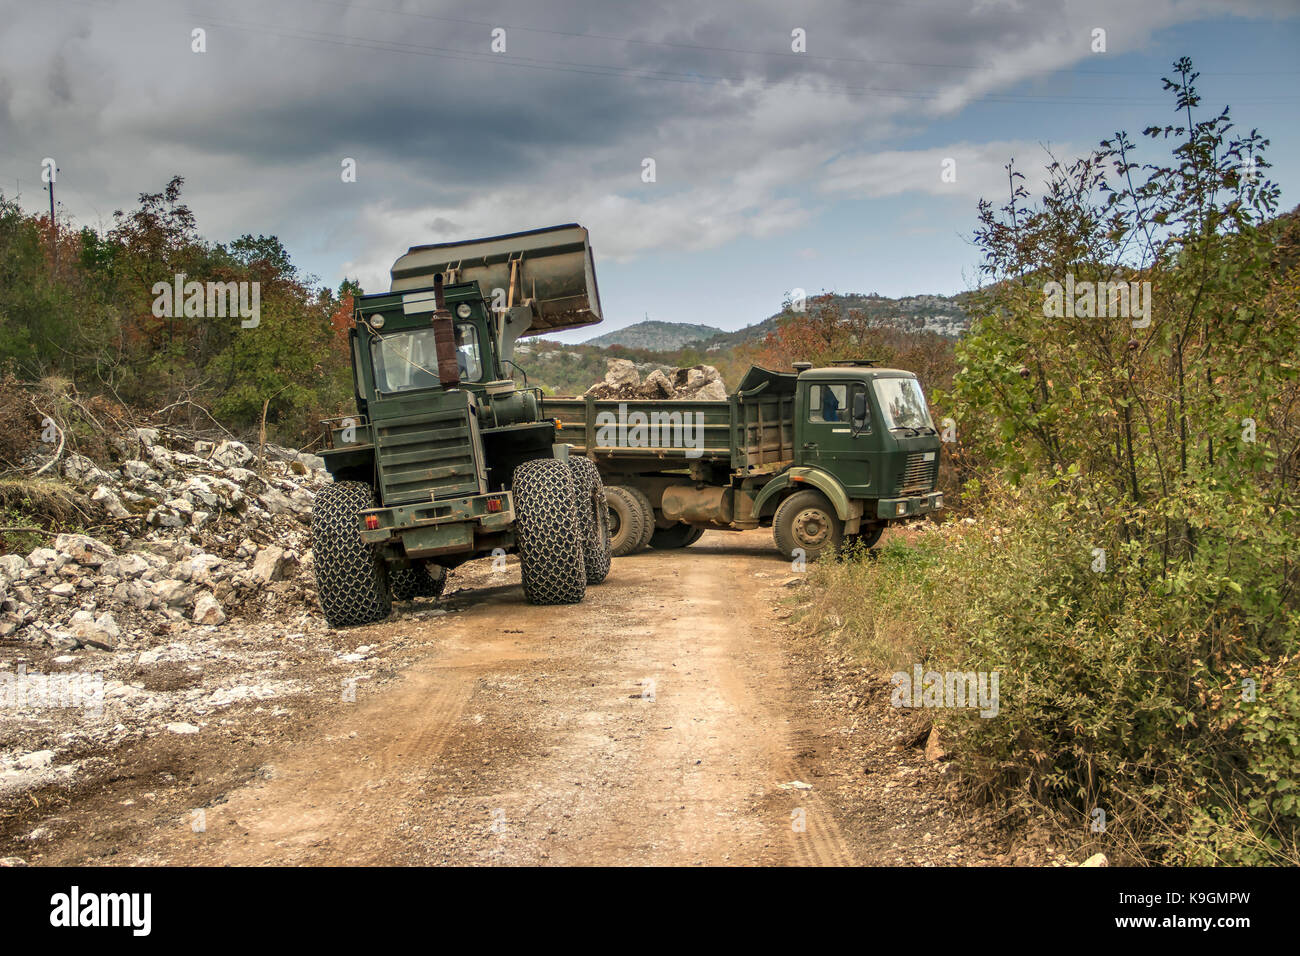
800,381 -> 874,494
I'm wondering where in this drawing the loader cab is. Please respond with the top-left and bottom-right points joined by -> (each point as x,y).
353,284 -> 497,403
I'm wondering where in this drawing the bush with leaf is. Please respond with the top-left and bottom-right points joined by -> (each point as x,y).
815,60 -> 1300,864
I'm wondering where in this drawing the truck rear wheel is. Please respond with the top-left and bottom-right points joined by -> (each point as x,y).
632,489 -> 656,550
606,485 -> 652,557
773,489 -> 843,562
568,457 -> 612,584
648,523 -> 705,549
312,481 -> 392,627
390,564 -> 447,600
513,459 -> 586,605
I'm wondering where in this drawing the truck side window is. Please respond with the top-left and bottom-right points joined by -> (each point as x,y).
809,384 -> 847,423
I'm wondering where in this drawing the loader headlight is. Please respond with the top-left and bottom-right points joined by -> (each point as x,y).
369,314 -> 385,329
456,304 -> 472,318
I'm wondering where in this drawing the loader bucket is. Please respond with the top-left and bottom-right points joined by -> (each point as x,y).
389,223 -> 603,335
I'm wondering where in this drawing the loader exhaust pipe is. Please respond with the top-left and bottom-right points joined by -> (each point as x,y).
430,273 -> 460,388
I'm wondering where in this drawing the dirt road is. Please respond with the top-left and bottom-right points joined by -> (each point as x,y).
4,530 -> 1007,866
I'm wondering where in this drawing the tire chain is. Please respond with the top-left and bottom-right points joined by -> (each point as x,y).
390,564 -> 446,600
311,481 -> 392,627
513,458 -> 586,605
567,456 -> 612,584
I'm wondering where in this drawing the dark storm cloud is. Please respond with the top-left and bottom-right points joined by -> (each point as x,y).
1,0 -> 1291,287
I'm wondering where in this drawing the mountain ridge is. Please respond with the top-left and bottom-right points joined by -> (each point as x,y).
582,292 -> 971,351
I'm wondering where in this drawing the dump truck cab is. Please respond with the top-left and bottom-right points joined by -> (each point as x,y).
789,363 -> 944,522
313,224 -> 613,627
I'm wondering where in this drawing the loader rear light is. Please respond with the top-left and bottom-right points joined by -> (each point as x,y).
364,515 -> 380,530
486,497 -> 502,512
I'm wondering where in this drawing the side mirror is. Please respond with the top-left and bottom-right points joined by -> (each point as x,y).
852,391 -> 868,429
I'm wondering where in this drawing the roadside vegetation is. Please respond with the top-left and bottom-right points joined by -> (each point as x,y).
0,177 -> 357,446
810,60 -> 1300,865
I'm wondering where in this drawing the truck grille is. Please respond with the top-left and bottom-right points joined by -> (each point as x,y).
896,452 -> 937,496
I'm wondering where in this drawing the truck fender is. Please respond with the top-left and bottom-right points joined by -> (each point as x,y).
751,467 -> 852,521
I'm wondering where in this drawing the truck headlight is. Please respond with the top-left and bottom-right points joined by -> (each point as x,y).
934,494 -> 943,509
895,502 -> 908,516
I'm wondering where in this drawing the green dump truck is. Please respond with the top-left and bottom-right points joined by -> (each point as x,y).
313,224 -> 612,626
544,362 -> 944,561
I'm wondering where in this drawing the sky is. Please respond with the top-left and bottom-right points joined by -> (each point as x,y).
1,0 -> 1297,343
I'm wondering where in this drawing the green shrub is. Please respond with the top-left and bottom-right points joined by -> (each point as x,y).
814,473 -> 1299,864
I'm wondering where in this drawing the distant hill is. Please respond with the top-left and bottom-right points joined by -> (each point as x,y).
582,320 -> 725,350
582,292 -> 970,352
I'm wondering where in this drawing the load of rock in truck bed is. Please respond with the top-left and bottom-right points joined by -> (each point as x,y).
582,359 -> 728,401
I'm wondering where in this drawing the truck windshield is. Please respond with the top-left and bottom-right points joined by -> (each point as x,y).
371,324 -> 482,392
872,377 -> 934,432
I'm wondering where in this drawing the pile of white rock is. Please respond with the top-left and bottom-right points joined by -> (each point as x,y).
582,359 -> 729,401
0,426 -> 330,651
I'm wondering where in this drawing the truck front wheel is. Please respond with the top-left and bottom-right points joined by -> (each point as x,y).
312,481 -> 393,627
773,489 -> 843,562
513,459 -> 587,605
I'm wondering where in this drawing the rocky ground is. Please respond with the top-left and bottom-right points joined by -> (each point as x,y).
2,426 -> 328,652
0,424 -> 351,823
0,419 -> 1077,868
1,529 -> 1033,868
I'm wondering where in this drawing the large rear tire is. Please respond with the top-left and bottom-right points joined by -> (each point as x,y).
312,481 -> 392,627
648,523 -> 706,550
568,457 -> 612,584
513,459 -> 586,605
773,489 -> 843,562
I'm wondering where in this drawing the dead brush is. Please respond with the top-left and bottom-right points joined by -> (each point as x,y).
0,475 -> 95,554
0,374 -> 125,478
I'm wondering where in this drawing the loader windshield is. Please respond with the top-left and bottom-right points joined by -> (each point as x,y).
371,324 -> 483,393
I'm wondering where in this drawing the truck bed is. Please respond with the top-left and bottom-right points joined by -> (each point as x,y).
543,391 -> 795,474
